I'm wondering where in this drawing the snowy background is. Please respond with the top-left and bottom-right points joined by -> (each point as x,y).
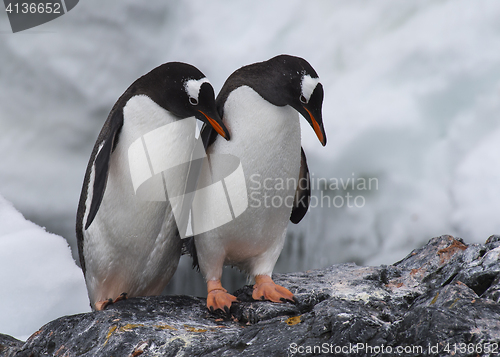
2,0 -> 500,340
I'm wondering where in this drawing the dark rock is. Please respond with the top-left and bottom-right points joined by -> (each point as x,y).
0,334 -> 23,357
4,235 -> 500,357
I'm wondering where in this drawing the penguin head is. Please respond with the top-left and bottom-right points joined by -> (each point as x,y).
296,71 -> 326,147
270,55 -> 327,146
131,62 -> 230,140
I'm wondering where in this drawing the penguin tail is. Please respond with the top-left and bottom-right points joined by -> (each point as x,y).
181,236 -> 200,272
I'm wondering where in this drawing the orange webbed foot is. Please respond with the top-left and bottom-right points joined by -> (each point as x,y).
206,280 -> 238,314
95,298 -> 113,311
252,275 -> 297,303
94,292 -> 128,311
113,292 -> 127,303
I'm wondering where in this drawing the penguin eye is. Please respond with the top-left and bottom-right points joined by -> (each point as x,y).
299,94 -> 308,104
189,97 -> 198,105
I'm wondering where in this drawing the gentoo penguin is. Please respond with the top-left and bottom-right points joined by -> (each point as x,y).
190,55 -> 326,313
76,62 -> 229,310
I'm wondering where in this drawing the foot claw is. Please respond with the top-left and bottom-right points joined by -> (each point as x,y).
95,298 -> 113,311
113,292 -> 127,304
252,275 -> 296,304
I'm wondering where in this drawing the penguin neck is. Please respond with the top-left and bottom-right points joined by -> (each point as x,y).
116,94 -> 198,198
122,94 -> 183,138
217,86 -> 300,158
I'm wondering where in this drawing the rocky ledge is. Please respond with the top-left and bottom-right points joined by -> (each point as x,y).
2,235 -> 500,357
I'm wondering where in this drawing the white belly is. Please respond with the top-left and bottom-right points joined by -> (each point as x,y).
83,95 -> 195,305
194,86 -> 301,279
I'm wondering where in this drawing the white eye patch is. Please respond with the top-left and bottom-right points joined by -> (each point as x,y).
184,77 -> 211,102
301,74 -> 320,103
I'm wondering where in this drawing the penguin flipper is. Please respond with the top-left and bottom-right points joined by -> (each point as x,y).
200,123 -> 219,150
178,125 -> 207,272
85,111 -> 123,230
181,236 -> 200,271
290,147 -> 310,224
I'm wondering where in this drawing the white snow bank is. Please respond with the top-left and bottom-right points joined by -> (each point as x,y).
453,125 -> 500,240
0,195 -> 90,341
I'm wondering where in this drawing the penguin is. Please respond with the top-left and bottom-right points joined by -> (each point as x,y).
189,55 -> 326,313
76,62 -> 230,311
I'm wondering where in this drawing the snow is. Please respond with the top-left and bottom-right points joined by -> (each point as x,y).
1,0 -> 500,339
0,196 -> 90,341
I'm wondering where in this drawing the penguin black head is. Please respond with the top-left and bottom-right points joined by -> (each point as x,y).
266,55 -> 326,146
128,62 -> 230,140
218,55 -> 326,146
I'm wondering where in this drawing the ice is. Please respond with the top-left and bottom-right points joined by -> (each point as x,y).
453,125 -> 500,240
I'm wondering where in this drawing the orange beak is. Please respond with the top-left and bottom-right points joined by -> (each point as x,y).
198,110 -> 229,140
304,107 -> 326,146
